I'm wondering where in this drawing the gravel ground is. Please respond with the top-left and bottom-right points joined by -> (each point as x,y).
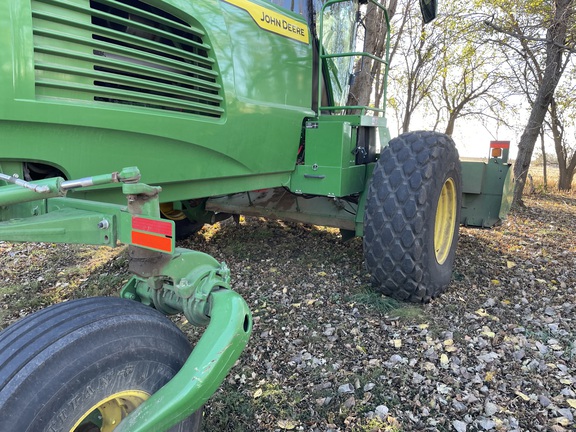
1,193 -> 575,431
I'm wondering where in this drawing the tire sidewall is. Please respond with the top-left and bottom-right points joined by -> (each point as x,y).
0,298 -> 200,432
43,358 -> 176,432
422,155 -> 461,296
363,131 -> 462,302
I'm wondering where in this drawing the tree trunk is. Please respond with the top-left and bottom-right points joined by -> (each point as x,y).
540,128 -> 548,191
346,1 -> 397,113
444,113 -> 456,136
549,98 -> 576,191
558,169 -> 575,190
347,3 -> 384,112
401,83 -> 413,133
558,142 -> 576,190
512,0 -> 573,206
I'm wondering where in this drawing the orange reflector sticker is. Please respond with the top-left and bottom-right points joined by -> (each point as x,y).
131,231 -> 173,253
131,216 -> 174,253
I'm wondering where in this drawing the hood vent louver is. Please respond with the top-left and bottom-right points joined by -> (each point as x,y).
32,0 -> 223,118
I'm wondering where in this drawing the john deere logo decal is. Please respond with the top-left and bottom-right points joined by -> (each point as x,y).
223,0 -> 310,44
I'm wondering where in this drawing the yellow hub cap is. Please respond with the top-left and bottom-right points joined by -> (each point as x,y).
434,178 -> 457,265
70,390 -> 149,432
160,202 -> 187,221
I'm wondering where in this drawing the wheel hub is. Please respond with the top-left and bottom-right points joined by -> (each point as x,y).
160,202 -> 188,221
71,390 -> 149,432
434,177 -> 457,265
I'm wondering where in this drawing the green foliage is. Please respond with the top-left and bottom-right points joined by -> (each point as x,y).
351,286 -> 426,320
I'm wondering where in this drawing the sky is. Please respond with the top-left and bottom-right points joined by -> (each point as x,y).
387,117 -> 520,161
451,120 -> 519,160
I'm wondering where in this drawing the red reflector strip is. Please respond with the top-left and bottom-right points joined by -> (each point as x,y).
132,216 -> 173,237
490,141 -> 510,149
132,231 -> 172,253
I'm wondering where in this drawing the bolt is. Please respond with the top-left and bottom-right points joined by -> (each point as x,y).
178,278 -> 191,289
98,219 -> 110,229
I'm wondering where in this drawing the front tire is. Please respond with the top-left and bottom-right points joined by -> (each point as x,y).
0,297 -> 202,432
363,131 -> 461,302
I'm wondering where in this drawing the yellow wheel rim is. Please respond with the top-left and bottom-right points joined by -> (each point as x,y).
434,178 -> 457,265
70,390 -> 149,432
160,202 -> 187,221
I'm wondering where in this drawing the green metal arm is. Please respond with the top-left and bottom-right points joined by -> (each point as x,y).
0,166 -> 140,207
0,167 -> 176,254
0,165 -> 253,431
116,245 -> 253,430
116,288 -> 252,432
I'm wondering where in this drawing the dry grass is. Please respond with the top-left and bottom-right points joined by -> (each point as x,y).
528,164 -> 576,195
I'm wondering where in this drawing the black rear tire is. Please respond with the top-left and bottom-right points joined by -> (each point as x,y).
0,297 -> 202,432
363,131 -> 461,302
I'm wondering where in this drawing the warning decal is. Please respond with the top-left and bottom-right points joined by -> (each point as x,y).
223,0 -> 310,44
131,216 -> 174,253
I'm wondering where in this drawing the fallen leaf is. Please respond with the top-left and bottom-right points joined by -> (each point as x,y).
253,388 -> 263,399
453,420 -> 467,432
485,371 -> 496,382
475,308 -> 489,317
440,354 -> 449,366
515,391 -> 530,401
554,417 -> 570,427
342,395 -> 356,409
481,330 -> 496,338
550,344 -> 563,351
277,419 -> 296,430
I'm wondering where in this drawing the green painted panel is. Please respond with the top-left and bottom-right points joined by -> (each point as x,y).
0,0 -> 314,203
461,161 -> 486,194
460,158 -> 513,227
303,120 -> 355,168
290,165 -> 365,196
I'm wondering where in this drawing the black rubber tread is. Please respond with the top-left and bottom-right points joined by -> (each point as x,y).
0,297 -> 202,432
363,131 -> 462,302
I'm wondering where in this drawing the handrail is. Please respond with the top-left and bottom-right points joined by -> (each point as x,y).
317,0 -> 390,115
